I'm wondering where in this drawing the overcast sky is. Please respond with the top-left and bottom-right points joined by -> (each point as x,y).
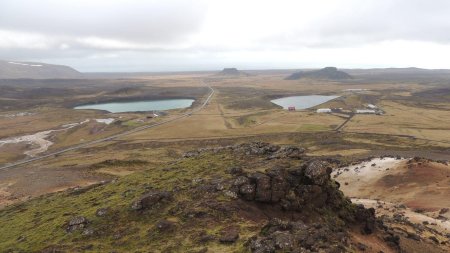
2,0 -> 450,72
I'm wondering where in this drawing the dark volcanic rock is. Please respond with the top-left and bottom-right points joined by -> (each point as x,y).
131,190 -> 173,210
227,166 -> 243,175
249,236 -> 276,253
249,173 -> 272,202
304,160 -> 331,185
155,219 -> 176,232
233,176 -> 250,187
239,183 -> 256,200
268,169 -> 289,203
355,205 -> 376,234
183,142 -> 305,160
248,219 -> 351,253
272,231 -> 294,250
219,226 -> 240,243
229,160 -> 345,211
270,146 -> 305,159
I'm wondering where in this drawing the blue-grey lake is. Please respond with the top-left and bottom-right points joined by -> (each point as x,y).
74,99 -> 195,113
271,95 -> 339,109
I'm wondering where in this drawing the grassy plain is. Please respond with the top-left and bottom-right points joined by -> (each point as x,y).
1,70 -> 450,208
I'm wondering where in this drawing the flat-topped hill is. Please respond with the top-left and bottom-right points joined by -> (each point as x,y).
216,68 -> 249,77
286,67 -> 353,80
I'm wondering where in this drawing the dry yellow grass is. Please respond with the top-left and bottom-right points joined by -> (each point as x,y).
123,92 -> 344,141
343,101 -> 450,142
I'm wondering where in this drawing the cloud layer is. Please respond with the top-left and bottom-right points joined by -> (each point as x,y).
2,0 -> 450,71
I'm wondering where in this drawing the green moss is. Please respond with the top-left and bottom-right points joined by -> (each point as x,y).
0,153 -> 240,252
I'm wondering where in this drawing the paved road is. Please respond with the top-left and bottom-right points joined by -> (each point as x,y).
0,84 -> 214,171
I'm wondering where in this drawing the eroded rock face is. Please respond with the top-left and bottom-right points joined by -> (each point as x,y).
229,161 -> 339,211
218,159 -> 378,252
131,190 -> 173,210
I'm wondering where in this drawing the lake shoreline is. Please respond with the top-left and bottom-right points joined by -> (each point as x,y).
74,98 -> 195,113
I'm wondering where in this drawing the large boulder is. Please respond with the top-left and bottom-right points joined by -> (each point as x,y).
304,160 -> 331,185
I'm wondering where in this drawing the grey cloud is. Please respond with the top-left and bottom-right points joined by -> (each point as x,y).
255,0 -> 450,49
2,0 -> 450,71
314,0 -> 450,45
0,0 -> 207,43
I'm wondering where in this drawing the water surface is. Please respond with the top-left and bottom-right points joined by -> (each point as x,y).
74,99 -> 195,113
271,95 -> 339,109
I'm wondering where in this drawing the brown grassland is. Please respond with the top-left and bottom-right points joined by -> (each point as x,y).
1,71 -> 450,207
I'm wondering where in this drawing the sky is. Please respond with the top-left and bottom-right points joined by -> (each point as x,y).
2,0 -> 450,72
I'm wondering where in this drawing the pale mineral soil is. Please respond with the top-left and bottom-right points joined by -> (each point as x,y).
352,198 -> 450,235
0,119 -> 92,157
332,157 -> 407,198
334,156 -> 450,244
334,157 -> 450,210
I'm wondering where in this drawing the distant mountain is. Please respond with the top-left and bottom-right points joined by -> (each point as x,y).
285,67 -> 353,80
0,60 -> 83,79
216,68 -> 249,77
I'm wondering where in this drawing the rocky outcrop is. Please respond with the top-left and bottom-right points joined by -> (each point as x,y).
66,216 -> 88,232
222,159 -> 377,252
248,218 -> 349,252
226,160 -> 345,212
184,142 -> 305,159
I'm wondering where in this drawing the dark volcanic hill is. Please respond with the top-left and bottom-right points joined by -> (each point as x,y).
216,68 -> 249,77
2,142 -> 446,252
0,60 -> 83,79
286,67 -> 353,80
